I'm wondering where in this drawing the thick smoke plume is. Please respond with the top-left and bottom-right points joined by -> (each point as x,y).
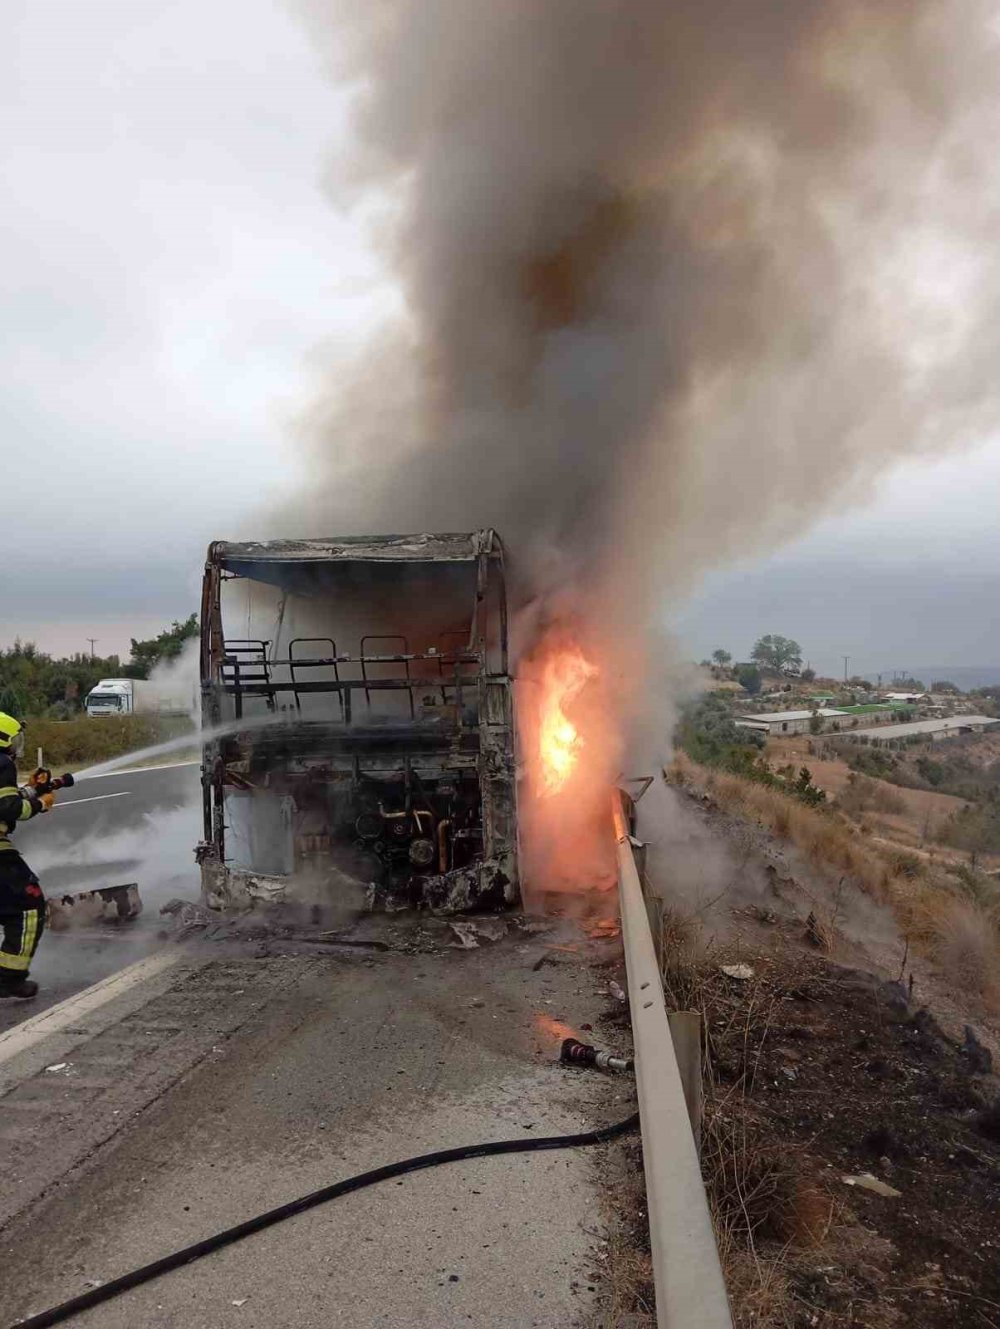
293,1 -> 1000,626
286,1 -> 1000,889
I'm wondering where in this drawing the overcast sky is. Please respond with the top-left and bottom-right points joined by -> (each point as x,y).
3,1 -> 999,677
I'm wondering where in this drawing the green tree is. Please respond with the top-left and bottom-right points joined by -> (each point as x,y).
711,648 -> 732,668
0,615 -> 195,715
793,766 -> 827,807
127,615 -> 198,679
751,634 -> 803,675
735,664 -> 762,696
0,683 -> 28,717
0,642 -> 124,716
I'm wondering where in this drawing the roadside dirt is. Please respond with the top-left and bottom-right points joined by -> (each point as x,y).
696,936 -> 1000,1327
638,783 -> 1000,1327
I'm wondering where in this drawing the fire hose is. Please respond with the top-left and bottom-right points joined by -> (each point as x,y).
12,1053 -> 637,1329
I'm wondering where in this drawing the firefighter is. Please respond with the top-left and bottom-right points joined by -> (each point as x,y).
0,712 -> 55,999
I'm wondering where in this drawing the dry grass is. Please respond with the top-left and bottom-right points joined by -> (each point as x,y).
595,1137 -> 656,1327
705,1111 -> 834,1250
697,976 -> 838,1328
668,752 -> 1000,1010
656,903 -> 711,1009
902,890 -> 1000,1008
670,752 -> 895,902
600,1225 -> 655,1327
837,774 -> 905,817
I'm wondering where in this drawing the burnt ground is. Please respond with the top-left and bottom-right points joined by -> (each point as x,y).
700,938 -> 1000,1327
599,931 -> 1000,1329
595,776 -> 1000,1329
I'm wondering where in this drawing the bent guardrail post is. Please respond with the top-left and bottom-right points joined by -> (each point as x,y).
614,791 -> 732,1329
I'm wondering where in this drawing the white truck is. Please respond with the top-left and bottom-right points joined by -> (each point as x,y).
84,678 -> 189,718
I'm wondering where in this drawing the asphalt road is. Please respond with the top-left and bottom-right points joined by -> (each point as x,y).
0,761 -> 202,1029
18,760 -> 201,862
0,928 -> 627,1328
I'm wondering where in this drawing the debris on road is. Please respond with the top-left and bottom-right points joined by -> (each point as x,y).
448,921 -> 480,949
608,980 -> 627,1004
160,898 -> 215,936
447,917 -> 508,948
50,882 -> 143,928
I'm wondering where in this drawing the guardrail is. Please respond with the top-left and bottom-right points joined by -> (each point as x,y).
614,790 -> 733,1329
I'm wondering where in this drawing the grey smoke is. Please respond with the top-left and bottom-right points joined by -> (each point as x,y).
287,0 -> 1000,682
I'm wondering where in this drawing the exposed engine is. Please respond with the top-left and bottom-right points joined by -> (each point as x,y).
349,772 -> 484,901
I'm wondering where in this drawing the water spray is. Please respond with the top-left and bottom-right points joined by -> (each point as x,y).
73,711 -> 298,781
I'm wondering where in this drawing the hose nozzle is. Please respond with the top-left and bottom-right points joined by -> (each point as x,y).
560,1037 -> 633,1075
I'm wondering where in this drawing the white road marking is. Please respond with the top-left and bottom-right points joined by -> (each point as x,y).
53,792 -> 131,809
0,950 -> 185,1067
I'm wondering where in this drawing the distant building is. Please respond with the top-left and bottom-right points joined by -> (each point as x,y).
735,708 -> 847,737
833,704 -> 901,727
844,715 -> 1000,744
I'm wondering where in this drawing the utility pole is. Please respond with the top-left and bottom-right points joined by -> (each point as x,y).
86,638 -> 98,659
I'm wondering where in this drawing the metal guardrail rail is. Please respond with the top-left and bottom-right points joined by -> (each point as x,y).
614,791 -> 733,1329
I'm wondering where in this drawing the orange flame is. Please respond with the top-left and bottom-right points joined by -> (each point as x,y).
518,623 -> 620,903
537,646 -> 598,796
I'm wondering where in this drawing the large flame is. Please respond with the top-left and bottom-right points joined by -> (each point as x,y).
537,647 -> 598,796
517,624 -> 620,904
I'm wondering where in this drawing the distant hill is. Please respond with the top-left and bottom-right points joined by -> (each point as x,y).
864,666 -> 1000,691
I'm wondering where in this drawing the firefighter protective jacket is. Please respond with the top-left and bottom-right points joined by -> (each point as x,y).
0,753 -> 42,845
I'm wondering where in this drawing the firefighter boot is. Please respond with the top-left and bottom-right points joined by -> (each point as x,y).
0,976 -> 39,999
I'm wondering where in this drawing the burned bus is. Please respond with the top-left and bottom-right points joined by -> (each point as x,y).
196,531 -> 518,913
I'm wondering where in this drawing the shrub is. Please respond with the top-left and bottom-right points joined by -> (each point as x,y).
22,714 -> 192,770
930,897 -> 1000,1006
936,803 -> 1000,858
837,773 -> 904,816
677,695 -> 765,767
677,699 -> 825,808
949,863 -> 1000,909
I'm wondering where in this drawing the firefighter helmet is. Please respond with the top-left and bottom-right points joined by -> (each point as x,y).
0,712 -> 24,758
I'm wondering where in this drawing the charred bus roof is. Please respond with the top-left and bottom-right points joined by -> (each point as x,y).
209,530 -> 503,566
